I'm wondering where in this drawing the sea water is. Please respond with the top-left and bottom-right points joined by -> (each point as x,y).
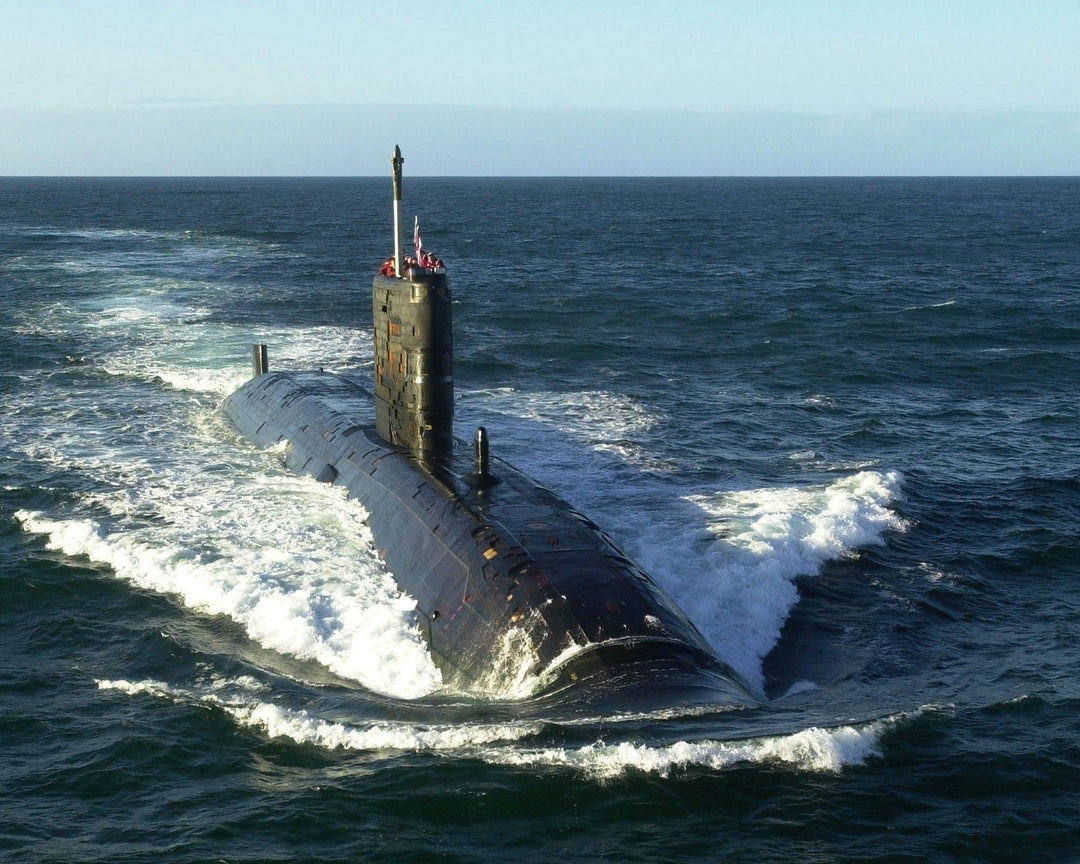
1,177 -> 1077,862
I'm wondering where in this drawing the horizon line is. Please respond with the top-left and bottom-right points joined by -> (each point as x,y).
2,173 -> 1078,180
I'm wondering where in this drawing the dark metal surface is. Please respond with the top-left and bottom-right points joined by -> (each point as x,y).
223,370 -> 754,705
372,271 -> 454,460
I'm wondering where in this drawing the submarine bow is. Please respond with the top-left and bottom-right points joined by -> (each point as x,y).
222,147 -> 754,706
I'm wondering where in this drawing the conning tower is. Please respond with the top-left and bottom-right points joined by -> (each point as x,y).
221,145 -> 756,706
372,146 -> 454,461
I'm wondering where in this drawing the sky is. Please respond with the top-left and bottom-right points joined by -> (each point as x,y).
1,0 -> 1078,175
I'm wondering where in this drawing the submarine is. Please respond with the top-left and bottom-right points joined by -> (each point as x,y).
223,147 -> 754,707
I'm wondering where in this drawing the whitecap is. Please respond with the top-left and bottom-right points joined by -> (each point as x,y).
483,716 -> 897,779
17,466 -> 443,700
650,470 -> 909,693
96,678 -> 539,751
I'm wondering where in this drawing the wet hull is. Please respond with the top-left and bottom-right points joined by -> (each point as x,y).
223,370 -> 754,707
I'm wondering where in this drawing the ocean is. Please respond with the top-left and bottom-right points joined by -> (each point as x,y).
1,176 -> 1077,863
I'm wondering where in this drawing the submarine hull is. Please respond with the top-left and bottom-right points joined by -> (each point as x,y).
222,369 -> 754,706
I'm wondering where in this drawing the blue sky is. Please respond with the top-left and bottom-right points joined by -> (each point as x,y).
2,0 -> 1078,175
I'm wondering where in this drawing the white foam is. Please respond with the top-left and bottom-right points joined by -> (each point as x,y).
18,462 -> 443,699
459,386 -> 667,468
481,717 -> 895,778
9,224 -> 370,399
635,470 -> 909,693
8,229 -> 439,698
453,390 -> 909,697
152,366 -> 252,396
96,322 -> 371,397
89,296 -> 210,325
467,612 -> 549,698
97,677 -> 903,777
904,299 -> 957,311
97,678 -> 538,751
228,702 -> 537,752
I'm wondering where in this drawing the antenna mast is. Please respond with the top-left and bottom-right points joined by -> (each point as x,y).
391,145 -> 404,276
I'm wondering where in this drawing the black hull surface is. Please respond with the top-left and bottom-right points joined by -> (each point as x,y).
223,370 -> 754,707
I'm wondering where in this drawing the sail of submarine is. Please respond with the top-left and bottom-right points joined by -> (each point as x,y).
223,147 -> 754,706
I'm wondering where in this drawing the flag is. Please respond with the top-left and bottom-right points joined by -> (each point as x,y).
414,215 -> 423,262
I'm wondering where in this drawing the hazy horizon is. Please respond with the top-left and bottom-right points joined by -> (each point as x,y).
3,1 -> 1078,176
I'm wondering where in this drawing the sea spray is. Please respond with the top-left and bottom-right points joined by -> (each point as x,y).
17,484 -> 442,699
667,470 -> 907,691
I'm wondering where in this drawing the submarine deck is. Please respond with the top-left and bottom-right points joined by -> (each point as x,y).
223,370 -> 754,706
